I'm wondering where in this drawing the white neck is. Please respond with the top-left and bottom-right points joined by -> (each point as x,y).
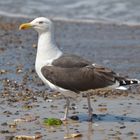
35,31 -> 62,70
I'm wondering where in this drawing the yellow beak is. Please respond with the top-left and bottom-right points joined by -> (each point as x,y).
19,23 -> 32,30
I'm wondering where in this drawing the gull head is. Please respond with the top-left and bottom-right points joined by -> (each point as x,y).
19,17 -> 53,34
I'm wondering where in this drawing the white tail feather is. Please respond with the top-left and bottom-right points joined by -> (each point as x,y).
116,86 -> 127,90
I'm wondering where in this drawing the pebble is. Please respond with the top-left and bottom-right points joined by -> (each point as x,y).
0,69 -> 7,74
0,130 -> 9,134
1,122 -> 8,126
127,132 -> 135,136
120,125 -> 126,129
5,136 -> 14,140
70,115 -> 79,120
32,44 -> 37,48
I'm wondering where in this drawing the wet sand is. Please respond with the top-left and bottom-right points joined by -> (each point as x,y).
0,16 -> 140,140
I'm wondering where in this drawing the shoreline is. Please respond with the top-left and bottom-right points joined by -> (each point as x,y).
1,14 -> 140,26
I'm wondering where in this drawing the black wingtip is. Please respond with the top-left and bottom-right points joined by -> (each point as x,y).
120,79 -> 140,86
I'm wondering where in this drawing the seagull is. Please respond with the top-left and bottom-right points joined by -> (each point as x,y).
19,17 -> 140,121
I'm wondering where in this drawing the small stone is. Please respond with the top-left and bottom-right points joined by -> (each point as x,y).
1,122 -> 8,126
97,107 -> 107,112
71,103 -> 76,106
0,69 -> 7,74
132,136 -> 138,140
32,44 -> 37,48
3,111 -> 12,115
5,136 -> 14,140
64,133 -> 82,139
70,115 -> 79,120
8,122 -> 17,128
120,126 -> 126,129
0,130 -> 9,134
127,132 -> 135,136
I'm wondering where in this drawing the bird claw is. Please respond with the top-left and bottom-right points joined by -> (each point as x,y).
60,117 -> 68,121
60,117 -> 69,124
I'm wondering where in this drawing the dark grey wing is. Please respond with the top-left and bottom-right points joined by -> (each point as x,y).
41,64 -> 119,92
52,54 -> 91,68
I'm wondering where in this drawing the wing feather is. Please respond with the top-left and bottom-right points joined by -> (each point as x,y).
52,54 -> 91,68
41,64 -> 118,92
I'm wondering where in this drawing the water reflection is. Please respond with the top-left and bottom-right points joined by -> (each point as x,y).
78,113 -> 140,122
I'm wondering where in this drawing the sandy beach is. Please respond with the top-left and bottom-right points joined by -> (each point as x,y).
0,16 -> 140,140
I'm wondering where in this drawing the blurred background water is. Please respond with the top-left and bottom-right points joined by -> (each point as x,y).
0,0 -> 140,24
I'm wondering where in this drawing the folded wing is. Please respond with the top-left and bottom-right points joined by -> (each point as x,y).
41,54 -> 120,92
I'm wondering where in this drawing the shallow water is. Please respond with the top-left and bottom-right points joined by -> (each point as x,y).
1,17 -> 140,140
1,96 -> 140,140
1,0 -> 140,24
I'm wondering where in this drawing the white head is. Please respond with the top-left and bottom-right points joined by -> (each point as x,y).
19,17 -> 53,34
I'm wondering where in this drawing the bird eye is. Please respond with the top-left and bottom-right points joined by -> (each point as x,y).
38,21 -> 43,24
